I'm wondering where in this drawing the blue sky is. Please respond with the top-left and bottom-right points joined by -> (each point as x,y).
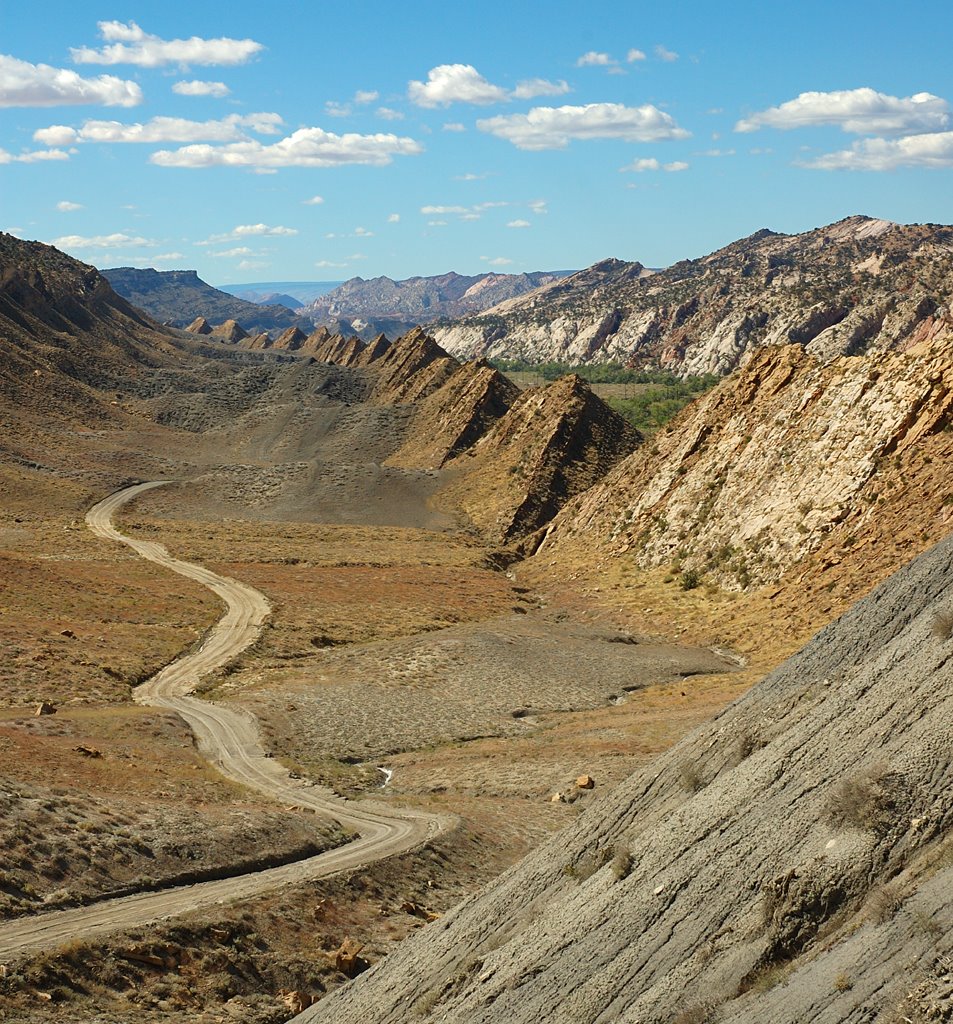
2,0 -> 952,283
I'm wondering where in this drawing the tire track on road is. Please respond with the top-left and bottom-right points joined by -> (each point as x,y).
0,481 -> 446,959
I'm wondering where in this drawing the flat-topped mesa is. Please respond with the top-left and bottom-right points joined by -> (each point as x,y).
386,358 -> 521,469
440,373 -> 642,541
270,325 -> 309,350
371,326 -> 460,403
353,332 -> 391,366
210,319 -> 248,344
185,316 -> 212,335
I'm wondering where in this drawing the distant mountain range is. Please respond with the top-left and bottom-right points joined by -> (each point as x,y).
101,268 -> 312,334
433,215 -> 953,375
302,270 -> 573,339
216,281 -> 343,306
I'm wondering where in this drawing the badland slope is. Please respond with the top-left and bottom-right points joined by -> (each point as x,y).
434,216 -> 953,375
102,266 -> 310,334
300,525 -> 953,1024
0,234 -> 180,420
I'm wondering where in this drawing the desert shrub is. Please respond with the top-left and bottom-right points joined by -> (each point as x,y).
826,764 -> 901,834
680,568 -> 702,591
931,609 -> 953,640
866,881 -> 905,924
612,847 -> 634,881
678,761 -> 705,794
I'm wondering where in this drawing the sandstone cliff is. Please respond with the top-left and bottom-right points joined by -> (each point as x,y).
371,327 -> 459,403
538,340 -> 953,596
434,216 -> 953,376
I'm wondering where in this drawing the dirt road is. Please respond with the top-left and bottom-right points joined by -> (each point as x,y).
0,481 -> 444,959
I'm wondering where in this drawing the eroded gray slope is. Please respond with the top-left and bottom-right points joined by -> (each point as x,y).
299,532 -> 953,1024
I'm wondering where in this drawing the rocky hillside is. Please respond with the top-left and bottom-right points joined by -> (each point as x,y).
299,528 -> 953,1024
434,216 -> 953,376
303,270 -> 570,337
0,234 -> 178,418
535,338 -> 953,596
102,267 -> 310,334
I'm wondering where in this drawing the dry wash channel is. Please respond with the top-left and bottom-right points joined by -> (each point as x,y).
0,482 -> 445,960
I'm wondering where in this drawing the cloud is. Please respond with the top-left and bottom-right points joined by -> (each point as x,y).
212,246 -> 252,256
198,223 -> 298,245
620,157 -> 689,172
427,220 -> 448,227
627,49 -> 646,63
421,204 -> 471,215
803,130 -> 953,170
354,90 -> 379,105
71,20 -> 263,68
506,219 -> 530,228
154,252 -> 184,261
376,106 -> 404,121
480,256 -> 513,266
0,146 -> 70,163
655,44 -> 679,62
528,199 -> 547,214
34,112 -> 283,147
409,64 -> 509,107
238,259 -> 269,270
0,54 -> 141,108
735,88 -> 949,135
478,102 -> 689,150
151,127 -> 423,169
442,122 -> 466,132
460,213 -> 481,221
52,232 -> 151,249
455,171 -> 488,180
325,101 -> 352,118
353,226 -> 374,237
387,213 -> 400,223
172,80 -> 230,98
576,51 -> 615,67
315,259 -> 347,268
56,200 -> 83,211
511,78 -> 570,100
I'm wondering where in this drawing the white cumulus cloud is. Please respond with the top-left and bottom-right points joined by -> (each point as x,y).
0,53 -> 141,108
627,49 -> 646,62
655,45 -> 679,62
71,21 -> 263,68
172,80 -> 230,98
377,106 -> 404,120
735,88 -> 949,135
511,78 -> 570,100
0,146 -> 69,163
34,113 -> 283,147
53,232 -> 151,249
442,122 -> 466,132
506,219 -> 531,228
620,157 -> 689,172
803,130 -> 953,170
477,102 -> 690,150
151,127 -> 423,168
409,64 -> 509,107
212,246 -> 253,257
56,200 -> 83,211
576,51 -> 615,67
303,195 -> 324,205
480,256 -> 513,266
387,213 -> 400,223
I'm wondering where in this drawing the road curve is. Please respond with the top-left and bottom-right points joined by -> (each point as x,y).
0,481 -> 446,959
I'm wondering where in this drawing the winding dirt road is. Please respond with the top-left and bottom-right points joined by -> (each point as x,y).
0,481 -> 445,959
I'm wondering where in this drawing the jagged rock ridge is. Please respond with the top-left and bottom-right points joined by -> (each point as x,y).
434,216 -> 953,376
